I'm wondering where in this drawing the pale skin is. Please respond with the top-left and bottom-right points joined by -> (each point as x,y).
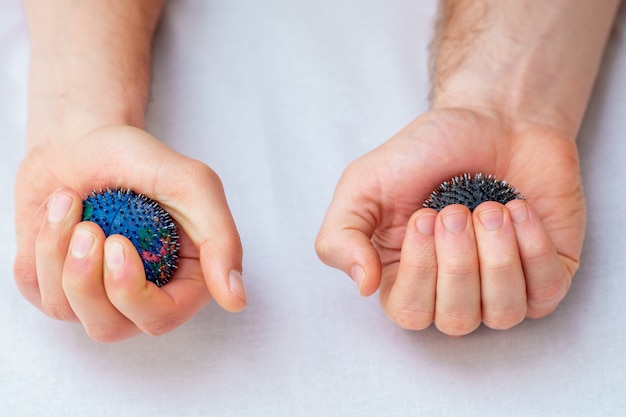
14,0 -> 619,341
14,1 -> 246,342
316,0 -> 621,335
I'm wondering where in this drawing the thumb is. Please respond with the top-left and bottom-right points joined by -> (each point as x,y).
315,192 -> 382,296
80,127 -> 247,312
163,163 -> 246,313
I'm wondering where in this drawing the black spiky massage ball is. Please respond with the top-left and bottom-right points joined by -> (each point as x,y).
82,188 -> 180,287
423,173 -> 524,212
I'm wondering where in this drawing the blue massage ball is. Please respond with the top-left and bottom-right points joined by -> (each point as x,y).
82,188 -> 180,286
423,173 -> 524,212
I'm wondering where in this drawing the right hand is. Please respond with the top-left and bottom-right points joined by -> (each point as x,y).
316,109 -> 586,335
14,125 -> 246,342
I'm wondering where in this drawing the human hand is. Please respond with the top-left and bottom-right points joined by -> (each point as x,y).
316,109 -> 585,335
14,126 -> 246,342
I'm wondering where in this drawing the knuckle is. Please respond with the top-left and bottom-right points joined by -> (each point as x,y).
482,254 -> 519,275
36,232 -> 61,254
170,160 -> 223,198
62,278 -> 100,300
188,160 -> 221,185
201,227 -> 243,253
482,306 -> 526,330
435,311 -> 481,336
41,299 -> 76,322
14,259 -> 38,291
523,239 -> 554,263
528,274 -> 566,304
314,233 -> 334,261
85,325 -> 133,344
386,306 -> 433,330
141,316 -> 184,337
61,278 -> 86,296
439,259 -> 478,279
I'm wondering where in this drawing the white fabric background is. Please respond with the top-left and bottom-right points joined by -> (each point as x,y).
1,1 -> 625,416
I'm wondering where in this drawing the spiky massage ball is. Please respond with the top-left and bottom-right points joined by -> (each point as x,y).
423,173 -> 524,212
81,188 -> 179,287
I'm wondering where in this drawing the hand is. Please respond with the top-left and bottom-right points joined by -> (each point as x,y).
14,126 -> 246,342
316,109 -> 585,336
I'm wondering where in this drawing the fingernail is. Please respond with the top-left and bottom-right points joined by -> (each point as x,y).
416,213 -> 436,236
105,241 -> 125,271
442,210 -> 467,233
350,264 -> 365,290
48,192 -> 72,224
478,207 -> 503,231
509,202 -> 529,224
70,228 -> 95,259
228,269 -> 247,301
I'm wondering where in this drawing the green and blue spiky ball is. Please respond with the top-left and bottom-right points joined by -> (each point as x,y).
423,173 -> 524,212
82,188 -> 180,287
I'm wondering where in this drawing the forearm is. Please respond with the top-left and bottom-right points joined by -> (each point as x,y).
24,0 -> 166,149
430,0 -> 620,138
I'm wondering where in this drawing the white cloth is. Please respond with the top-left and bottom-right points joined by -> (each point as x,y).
1,1 -> 625,416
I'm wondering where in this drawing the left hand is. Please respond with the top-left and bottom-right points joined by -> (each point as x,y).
14,126 -> 245,342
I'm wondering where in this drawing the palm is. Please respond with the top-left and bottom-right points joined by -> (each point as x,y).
355,109 -> 584,277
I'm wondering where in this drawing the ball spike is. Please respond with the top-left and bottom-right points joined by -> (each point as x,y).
424,173 -> 524,212
81,187 -> 179,286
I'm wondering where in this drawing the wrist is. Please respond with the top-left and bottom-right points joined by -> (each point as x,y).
23,0 -> 165,149
26,59 -> 148,149
431,70 -> 578,139
429,0 -> 620,139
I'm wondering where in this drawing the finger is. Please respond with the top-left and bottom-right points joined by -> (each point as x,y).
76,127 -> 246,313
315,188 -> 383,297
160,161 -> 246,313
506,200 -> 570,318
103,234 -> 210,336
316,224 -> 382,296
473,202 -> 527,330
380,209 -> 437,330
62,223 -> 140,342
34,188 -> 84,321
433,205 -> 481,336
14,200 -> 48,310
314,161 -> 384,296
